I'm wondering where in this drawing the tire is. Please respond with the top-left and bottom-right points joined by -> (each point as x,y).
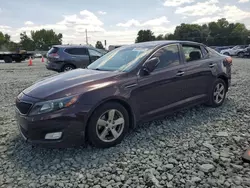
206,78 -> 227,107
62,64 -> 75,72
4,57 -> 12,63
223,52 -> 230,56
87,102 -> 129,148
237,52 -> 244,58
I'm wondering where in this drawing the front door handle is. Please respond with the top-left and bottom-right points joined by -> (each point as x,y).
209,63 -> 215,68
176,71 -> 184,76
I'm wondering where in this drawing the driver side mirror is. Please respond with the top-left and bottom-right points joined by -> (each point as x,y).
142,57 -> 160,75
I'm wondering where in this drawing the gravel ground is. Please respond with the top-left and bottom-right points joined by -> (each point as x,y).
0,58 -> 250,188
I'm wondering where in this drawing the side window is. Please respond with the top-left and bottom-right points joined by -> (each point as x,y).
65,48 -> 87,55
182,45 -> 203,62
152,44 -> 181,70
89,49 -> 102,57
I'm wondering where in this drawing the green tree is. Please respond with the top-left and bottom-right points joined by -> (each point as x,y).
7,41 -> 19,51
31,29 -> 63,50
156,34 -> 164,40
95,41 -> 104,49
4,34 -> 10,43
161,18 -> 250,46
20,32 -> 35,51
173,23 -> 205,43
165,33 -> 175,40
135,30 -> 156,43
0,32 -> 11,48
0,32 -> 6,47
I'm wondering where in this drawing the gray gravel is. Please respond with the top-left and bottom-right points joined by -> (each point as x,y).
0,58 -> 250,187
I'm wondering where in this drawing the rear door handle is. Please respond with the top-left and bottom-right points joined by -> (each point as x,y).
176,71 -> 184,76
209,63 -> 215,68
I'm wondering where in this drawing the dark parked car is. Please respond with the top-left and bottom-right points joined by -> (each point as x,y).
15,41 -> 232,148
46,45 -> 106,72
243,46 -> 250,58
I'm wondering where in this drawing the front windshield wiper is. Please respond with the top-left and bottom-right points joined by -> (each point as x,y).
91,68 -> 111,71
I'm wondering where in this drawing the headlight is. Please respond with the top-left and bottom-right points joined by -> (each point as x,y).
29,95 -> 79,116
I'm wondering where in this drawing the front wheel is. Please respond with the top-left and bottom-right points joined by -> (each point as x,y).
206,78 -> 227,107
87,102 -> 129,148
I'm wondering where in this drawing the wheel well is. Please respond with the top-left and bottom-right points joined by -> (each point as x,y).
86,99 -> 135,133
218,75 -> 228,91
62,63 -> 76,71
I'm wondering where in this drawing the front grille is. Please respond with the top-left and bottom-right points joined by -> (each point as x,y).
16,100 -> 32,114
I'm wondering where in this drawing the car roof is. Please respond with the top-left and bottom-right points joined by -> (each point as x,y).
53,45 -> 96,49
120,40 -> 203,49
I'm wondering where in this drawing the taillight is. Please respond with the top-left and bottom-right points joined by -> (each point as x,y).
49,53 -> 59,59
224,56 -> 232,65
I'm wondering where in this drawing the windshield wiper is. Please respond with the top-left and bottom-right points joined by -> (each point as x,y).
92,68 -> 111,71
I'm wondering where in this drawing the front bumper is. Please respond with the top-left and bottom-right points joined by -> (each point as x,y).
16,109 -> 86,148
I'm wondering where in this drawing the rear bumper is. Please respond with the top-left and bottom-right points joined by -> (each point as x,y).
46,61 -> 63,72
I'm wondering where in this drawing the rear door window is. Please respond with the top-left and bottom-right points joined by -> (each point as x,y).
65,48 -> 88,55
182,45 -> 203,62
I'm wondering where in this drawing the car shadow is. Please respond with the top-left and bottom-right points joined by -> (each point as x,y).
6,98 -> 236,177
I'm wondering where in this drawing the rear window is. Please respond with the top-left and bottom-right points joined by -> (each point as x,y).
48,47 -> 59,54
65,48 -> 88,55
207,47 -> 221,57
201,46 -> 209,58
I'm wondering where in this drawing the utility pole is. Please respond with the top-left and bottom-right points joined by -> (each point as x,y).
85,29 -> 88,45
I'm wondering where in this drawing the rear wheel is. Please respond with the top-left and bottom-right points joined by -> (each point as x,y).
87,102 -> 129,148
238,52 -> 244,58
4,57 -> 12,63
62,64 -> 75,72
206,78 -> 227,107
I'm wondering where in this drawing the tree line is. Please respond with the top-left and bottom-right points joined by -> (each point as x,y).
0,29 -> 63,52
0,18 -> 249,52
135,18 -> 250,46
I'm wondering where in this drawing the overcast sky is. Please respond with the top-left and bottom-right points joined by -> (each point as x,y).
0,0 -> 250,46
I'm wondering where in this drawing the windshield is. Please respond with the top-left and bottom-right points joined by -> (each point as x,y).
87,47 -> 153,72
232,46 -> 240,50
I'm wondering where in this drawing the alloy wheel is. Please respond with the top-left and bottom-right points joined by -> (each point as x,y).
213,83 -> 225,104
96,109 -> 125,142
64,67 -> 73,72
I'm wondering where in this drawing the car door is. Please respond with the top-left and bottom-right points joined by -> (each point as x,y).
88,49 -> 103,63
179,43 -> 216,99
65,48 -> 90,68
133,44 -> 190,119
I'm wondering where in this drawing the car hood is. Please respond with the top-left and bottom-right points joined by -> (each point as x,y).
23,69 -> 124,100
